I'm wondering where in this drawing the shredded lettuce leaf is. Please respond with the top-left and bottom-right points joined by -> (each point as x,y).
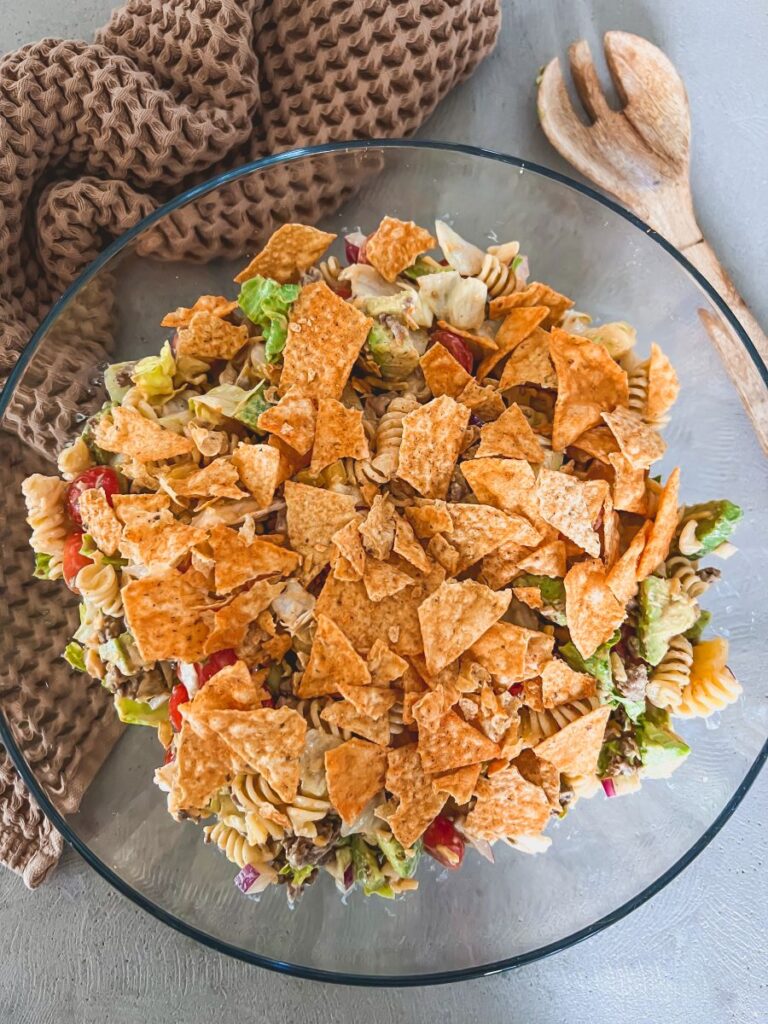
80,534 -> 127,567
238,276 -> 299,363
234,381 -> 269,431
33,552 -> 53,579
114,696 -> 169,727
512,574 -> 566,626
131,341 -> 176,398
104,364 -> 136,404
63,641 -> 86,673
99,632 -> 144,677
189,382 -> 271,429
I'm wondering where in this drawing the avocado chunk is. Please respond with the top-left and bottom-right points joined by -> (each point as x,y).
637,575 -> 697,667
350,835 -> 394,898
99,632 -> 143,677
365,319 -> 421,382
675,500 -> 742,558
377,833 -> 421,879
637,705 -> 691,778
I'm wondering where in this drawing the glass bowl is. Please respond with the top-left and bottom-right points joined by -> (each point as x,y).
1,142 -> 766,985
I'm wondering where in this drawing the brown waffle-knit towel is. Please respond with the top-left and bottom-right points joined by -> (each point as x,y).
0,0 -> 501,886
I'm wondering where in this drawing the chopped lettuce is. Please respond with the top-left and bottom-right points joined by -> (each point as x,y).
512,574 -> 567,626
377,834 -> 421,879
402,256 -> 451,281
636,705 -> 690,779
234,381 -> 269,431
278,863 -> 315,887
63,641 -> 86,673
684,609 -> 711,643
350,836 -> 394,898
365,320 -> 420,382
637,575 -> 697,667
675,500 -> 743,558
104,363 -> 136,404
99,632 -> 144,677
80,534 -> 127,567
33,552 -> 53,579
237,275 -> 299,363
114,696 -> 169,727
189,382 -> 270,429
131,341 -> 176,398
560,632 -> 645,721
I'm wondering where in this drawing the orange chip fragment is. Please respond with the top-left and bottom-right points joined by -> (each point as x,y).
417,706 -> 500,773
257,387 -> 317,455
171,458 -> 245,500
606,522 -> 651,606
320,700 -> 390,746
175,311 -> 249,361
635,467 -> 680,578
122,569 -> 213,662
204,580 -> 285,654
94,406 -> 194,462
396,395 -> 470,500
564,558 -> 626,658
161,295 -> 239,328
232,443 -> 281,509
431,763 -> 481,805
79,488 -> 122,556
280,282 -> 372,400
646,343 -> 679,422
393,515 -> 432,574
512,749 -> 561,808
325,739 -> 387,825
379,744 -> 447,848
609,452 -> 648,514
447,502 -> 539,572
298,614 -> 371,698
436,320 -> 498,353
476,307 -> 549,380
418,578 -> 511,675
367,639 -> 408,685
309,398 -> 369,475
480,540 -> 531,590
112,492 -> 170,526
337,682 -> 398,720
209,523 -> 299,593
405,501 -> 453,539
183,661 -> 266,717
170,721 -> 236,815
465,766 -> 551,840
426,534 -> 460,576
284,481 -> 358,583
536,468 -> 600,557
569,425 -> 620,463
362,559 -> 414,603
517,540 -> 567,578
602,407 -> 666,469
534,705 -> 611,776
524,632 -> 555,679
121,512 -> 207,569
419,342 -> 472,399
461,457 -> 538,520
540,659 -> 596,708
234,224 -> 336,284
497,327 -> 558,391
489,281 -> 574,326
469,622 -> 532,685
476,404 -> 545,462
364,216 -> 436,282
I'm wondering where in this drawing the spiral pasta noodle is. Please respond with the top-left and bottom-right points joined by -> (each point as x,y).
562,771 -> 601,801
204,821 -> 268,868
664,555 -> 710,600
647,634 -> 694,712
294,698 -> 352,740
21,474 -> 69,579
676,638 -> 742,718
232,772 -> 331,840
57,437 -> 93,480
371,394 -> 419,482
75,561 -> 123,617
474,253 -> 518,298
521,696 -> 601,746
319,255 -> 342,286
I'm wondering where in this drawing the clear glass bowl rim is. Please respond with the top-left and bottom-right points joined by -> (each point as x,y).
1,139 -> 766,987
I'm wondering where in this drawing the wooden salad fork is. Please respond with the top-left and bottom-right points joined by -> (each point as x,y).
537,30 -> 768,444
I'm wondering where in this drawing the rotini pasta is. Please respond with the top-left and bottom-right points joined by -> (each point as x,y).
319,255 -> 342,286
21,474 -> 69,579
204,821 -> 274,870
475,252 -> 518,298
232,773 -> 331,840
57,437 -> 93,480
294,699 -> 352,740
676,638 -> 742,718
647,635 -> 694,712
664,555 -> 711,600
75,560 -> 123,617
521,697 -> 601,746
369,394 -> 419,481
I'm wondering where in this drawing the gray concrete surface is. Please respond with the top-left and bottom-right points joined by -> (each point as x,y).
1,1 -> 767,1021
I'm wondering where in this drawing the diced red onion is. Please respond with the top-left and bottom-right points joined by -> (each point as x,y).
342,863 -> 355,891
601,778 -> 617,798
508,683 -> 524,696
234,864 -> 261,893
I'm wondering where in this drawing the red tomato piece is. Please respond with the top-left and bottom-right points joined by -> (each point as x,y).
423,814 -> 465,869
508,683 -> 524,696
431,330 -> 474,374
344,240 -> 361,264
163,746 -> 176,765
62,531 -> 93,592
196,648 -> 238,687
66,466 -> 121,526
169,683 -> 190,732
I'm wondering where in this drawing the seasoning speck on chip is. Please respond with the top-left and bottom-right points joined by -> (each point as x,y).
397,395 -> 470,499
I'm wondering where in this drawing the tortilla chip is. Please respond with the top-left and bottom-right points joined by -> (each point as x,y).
536,469 -> 600,556
476,307 -> 549,379
447,502 -> 539,573
280,282 -> 372,399
480,540 -> 531,590
465,766 -> 551,840
569,425 -> 620,464
475,404 -> 545,462
512,749 -> 561,808
79,488 -> 122,557
548,329 -> 629,449
405,501 -> 453,539
367,639 -> 408,685
393,515 -> 432,574
533,705 -> 611,775
489,282 -> 574,326
202,707 -> 307,802
231,442 -> 281,508
523,676 -> 544,711
517,540 -> 567,578
426,534 -> 460,576
461,457 -> 538,519
337,682 -> 398,720
122,569 -> 213,662
431,763 -> 481,805
309,398 -> 370,475
268,434 -> 311,485
498,327 -> 558,391
469,622 -> 532,685
564,559 -> 626,658
455,377 -> 506,421
379,744 -> 447,848
234,223 -> 336,284
171,721 -> 236,814
324,738 -> 387,824
161,294 -> 238,327
602,407 -> 666,469
606,522 -> 652,606
112,492 -> 170,526
609,452 -> 648,514
209,523 -> 298,593
418,706 -> 500,773
320,700 -> 391,745
635,467 -> 680,578
540,659 -> 596,708
420,343 -> 471,399
436,320 -> 497,353
362,559 -> 415,602
297,614 -> 370,699
418,579 -> 511,675
284,481 -> 358,583
171,458 -> 245,500
646,343 -> 679,421
183,661 -> 265,717
396,395 -> 470,499
316,565 -> 445,657
94,406 -> 194,462
364,216 -> 436,282
358,494 -> 396,561
257,387 -> 317,455
175,311 -> 249,361
204,581 -> 285,653
330,514 -> 366,581
121,511 -> 207,569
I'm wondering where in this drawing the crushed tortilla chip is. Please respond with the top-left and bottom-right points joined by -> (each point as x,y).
609,452 -> 648,514
431,763 -> 481,805
122,569 -> 213,662
378,744 -> 446,848
171,458 -> 245,500
426,534 -> 460,576
171,721 -> 236,815
447,502 -> 539,572
404,501 -> 453,538
647,342 -> 680,422
636,467 -> 680,578
209,523 -> 299,593
79,488 -> 122,556
121,511 -> 207,569
393,515 -> 432,574
512,749 -> 561,808
489,281 -> 574,327
257,387 -> 317,455
231,443 -> 281,508
536,468 -> 600,556
183,661 -> 266,716
161,294 -> 238,327
362,559 -> 415,602
330,515 -> 366,581
309,398 -> 370,475
465,766 -> 551,840
284,481 -> 358,583
534,705 -> 611,775
548,328 -> 629,449
436,320 -> 497,353
498,327 -> 558,391
455,377 -> 506,421
602,406 -> 666,469
94,406 -> 194,462
337,682 -> 398,720
204,580 -> 285,654
359,494 -> 396,561
396,395 -> 470,499
540,659 -> 596,707
469,622 -> 532,685
517,540 -> 567,578
367,639 -> 408,685
480,540 -> 531,590
175,311 -> 249,361
523,676 -> 544,710
280,282 -> 372,400
417,708 -> 500,773
476,307 -> 549,380
418,578 -> 511,675
420,342 -> 472,399
461,457 -> 538,520
234,224 -> 336,284
320,700 -> 390,746
112,492 -> 170,526
325,739 -> 387,824
564,558 -> 626,658
268,434 -> 311,484
412,687 -> 455,733
569,425 -> 620,464
475,403 -> 545,462
298,614 -> 370,698
606,522 -> 651,605
364,216 -> 436,282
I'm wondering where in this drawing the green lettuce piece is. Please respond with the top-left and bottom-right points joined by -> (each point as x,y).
99,633 -> 143,677
238,276 -> 299,363
80,534 -> 127,568
637,575 -> 697,667
81,405 -> 116,465
33,552 -> 53,579
513,574 -> 567,626
131,341 -> 176,398
104,363 -> 136,403
365,320 -> 420,382
233,381 -> 269,432
675,500 -> 743,558
377,834 -> 421,879
684,609 -> 711,643
636,705 -> 690,779
278,863 -> 315,887
114,696 -> 169,727
189,384 -> 249,423
560,631 -> 645,721
350,836 -> 394,899
402,257 -> 451,281
63,641 -> 86,673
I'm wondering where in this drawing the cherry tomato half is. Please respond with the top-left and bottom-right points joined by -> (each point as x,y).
196,648 -> 238,687
423,814 -> 465,869
431,330 -> 474,374
163,745 -> 176,765
66,466 -> 121,526
62,531 -> 93,592
169,683 -> 190,732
